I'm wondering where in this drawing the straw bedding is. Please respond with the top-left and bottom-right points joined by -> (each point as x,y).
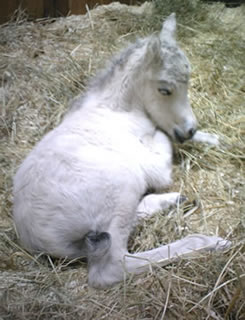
0,0 -> 244,318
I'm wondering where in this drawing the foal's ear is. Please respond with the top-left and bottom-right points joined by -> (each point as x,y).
160,13 -> 177,44
145,37 -> 161,64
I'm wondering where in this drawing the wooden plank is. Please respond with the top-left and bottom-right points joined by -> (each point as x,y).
0,0 -> 139,24
55,0 -> 69,16
20,0 -> 44,18
0,0 -> 19,23
68,0 -> 86,14
43,0 -> 56,17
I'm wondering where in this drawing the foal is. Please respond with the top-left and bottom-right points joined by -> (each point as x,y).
13,14 -> 226,288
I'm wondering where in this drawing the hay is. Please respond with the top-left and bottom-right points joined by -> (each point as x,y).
0,0 -> 245,318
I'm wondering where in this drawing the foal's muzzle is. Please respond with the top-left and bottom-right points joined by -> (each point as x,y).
174,127 -> 197,143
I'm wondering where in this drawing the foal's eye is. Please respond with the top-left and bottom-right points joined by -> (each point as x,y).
158,88 -> 172,96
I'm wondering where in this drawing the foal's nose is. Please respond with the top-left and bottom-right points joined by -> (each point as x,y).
174,126 -> 197,143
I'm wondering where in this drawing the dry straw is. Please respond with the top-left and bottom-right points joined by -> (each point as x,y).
0,0 -> 244,319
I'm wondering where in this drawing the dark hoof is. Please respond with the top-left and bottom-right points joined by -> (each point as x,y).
178,195 -> 188,204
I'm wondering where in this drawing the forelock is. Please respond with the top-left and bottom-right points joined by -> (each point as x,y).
160,44 -> 190,84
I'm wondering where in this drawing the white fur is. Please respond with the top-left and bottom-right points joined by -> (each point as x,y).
191,130 -> 220,145
13,14 -> 228,288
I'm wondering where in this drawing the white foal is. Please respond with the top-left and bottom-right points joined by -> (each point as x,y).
13,13 -> 228,288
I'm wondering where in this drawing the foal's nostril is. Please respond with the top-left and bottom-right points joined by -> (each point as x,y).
188,127 -> 196,139
174,127 -> 197,143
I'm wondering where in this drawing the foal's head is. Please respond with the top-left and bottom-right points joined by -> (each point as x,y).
136,13 -> 197,142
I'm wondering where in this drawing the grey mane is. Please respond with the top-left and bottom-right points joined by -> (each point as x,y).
88,39 -> 145,92
68,39 -> 146,113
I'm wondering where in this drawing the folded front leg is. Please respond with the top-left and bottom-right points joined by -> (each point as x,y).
191,130 -> 219,146
137,192 -> 186,219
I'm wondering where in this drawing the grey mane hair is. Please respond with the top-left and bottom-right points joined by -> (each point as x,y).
88,39 -> 146,93
67,43 -> 145,114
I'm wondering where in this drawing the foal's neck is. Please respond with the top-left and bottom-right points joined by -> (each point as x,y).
91,72 -> 144,114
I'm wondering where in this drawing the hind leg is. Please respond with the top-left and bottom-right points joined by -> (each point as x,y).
137,192 -> 186,219
87,228 -> 230,288
86,187 -> 229,288
87,191 -> 187,288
